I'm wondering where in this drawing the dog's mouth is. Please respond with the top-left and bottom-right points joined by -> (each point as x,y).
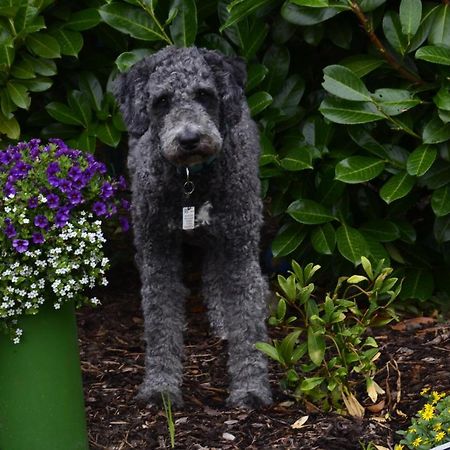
165,141 -> 220,167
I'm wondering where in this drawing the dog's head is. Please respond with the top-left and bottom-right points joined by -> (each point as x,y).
113,46 -> 247,167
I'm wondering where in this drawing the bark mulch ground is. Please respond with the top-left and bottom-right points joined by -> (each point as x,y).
78,265 -> 450,450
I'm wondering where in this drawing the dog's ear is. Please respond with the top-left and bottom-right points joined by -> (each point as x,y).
200,50 -> 247,126
112,56 -> 155,137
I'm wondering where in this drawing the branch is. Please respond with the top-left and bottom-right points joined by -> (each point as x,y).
349,1 -> 424,86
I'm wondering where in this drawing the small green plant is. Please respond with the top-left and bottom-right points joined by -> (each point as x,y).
161,392 -> 175,449
396,390 -> 450,450
256,257 -> 401,416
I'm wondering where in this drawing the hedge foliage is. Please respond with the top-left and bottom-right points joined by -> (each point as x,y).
1,0 -> 450,302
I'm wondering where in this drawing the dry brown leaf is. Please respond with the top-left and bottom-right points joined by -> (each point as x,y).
391,317 -> 436,331
291,416 -> 309,429
342,392 -> 365,418
366,399 -> 386,413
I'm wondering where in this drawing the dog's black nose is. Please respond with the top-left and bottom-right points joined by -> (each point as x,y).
178,129 -> 200,150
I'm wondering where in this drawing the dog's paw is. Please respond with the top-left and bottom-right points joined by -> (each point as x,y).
135,383 -> 183,408
226,386 -> 272,409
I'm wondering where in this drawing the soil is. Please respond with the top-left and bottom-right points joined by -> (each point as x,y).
78,262 -> 450,450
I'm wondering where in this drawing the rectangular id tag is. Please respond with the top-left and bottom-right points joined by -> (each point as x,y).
182,206 -> 195,230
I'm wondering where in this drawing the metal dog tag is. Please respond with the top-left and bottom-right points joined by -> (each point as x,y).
182,206 -> 195,230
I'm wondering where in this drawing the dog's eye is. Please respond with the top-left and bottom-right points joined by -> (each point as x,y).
153,94 -> 170,109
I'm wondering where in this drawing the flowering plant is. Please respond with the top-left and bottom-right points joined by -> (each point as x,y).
0,138 -> 129,343
396,390 -> 450,450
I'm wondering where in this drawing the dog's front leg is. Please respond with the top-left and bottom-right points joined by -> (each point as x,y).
133,196 -> 188,407
205,245 -> 272,408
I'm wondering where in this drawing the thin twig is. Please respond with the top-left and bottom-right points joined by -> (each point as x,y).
348,1 -> 424,86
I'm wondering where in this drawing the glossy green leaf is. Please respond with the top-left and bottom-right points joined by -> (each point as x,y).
399,0 -> 422,38
300,376 -> 325,391
99,3 -> 166,41
272,223 -> 307,257
307,327 -> 325,366
382,10 -> 407,54
320,97 -> 384,124
169,0 -> 197,47
401,268 -> 434,301
68,91 -> 92,127
340,54 -> 384,78
255,342 -> 284,365
415,45 -> 450,66
95,122 -> 121,147
406,144 -> 437,176
23,55 -> 57,76
46,102 -> 83,126
262,45 -> 290,94
71,131 -> 96,153
432,184 -> 450,217
79,72 -> 103,112
434,215 -> 450,243
220,0 -> 273,30
287,199 -> 335,225
272,74 -> 305,112
434,86 -> 450,111
26,33 -> 61,59
429,4 -> 450,46
0,44 -> 14,68
359,0 -> 386,12
421,161 -> 450,190
290,0 -> 328,6
281,1 -> 347,26
348,127 -> 388,159
21,77 -> 52,93
322,65 -> 371,102
280,146 -> 313,171
360,220 -> 400,242
50,29 -> 83,57
0,112 -> 19,139
380,171 -> 415,204
115,48 -> 154,72
335,156 -> 385,184
6,81 -> 30,109
372,88 -> 420,116
423,114 -> 450,144
336,224 -> 369,265
246,63 -> 268,92
64,8 -> 101,31
10,58 -> 35,79
311,223 -> 336,255
248,91 -> 273,116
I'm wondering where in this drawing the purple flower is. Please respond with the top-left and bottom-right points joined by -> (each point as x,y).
0,151 -> 11,165
28,197 -> 39,209
117,176 -> 127,190
100,182 -> 114,200
46,193 -> 60,209
3,219 -> 16,239
55,207 -> 70,228
92,201 -> 107,216
32,232 -> 45,244
46,162 -> 60,176
68,165 -> 82,181
3,183 -> 16,197
9,161 -> 31,180
12,239 -> 29,253
48,175 -> 60,187
34,215 -> 48,229
119,216 -> 130,232
67,190 -> 82,205
58,178 -> 72,193
121,199 -> 130,210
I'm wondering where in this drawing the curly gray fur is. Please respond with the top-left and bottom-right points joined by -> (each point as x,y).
113,46 -> 272,408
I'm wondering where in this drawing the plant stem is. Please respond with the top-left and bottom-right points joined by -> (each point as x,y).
348,0 -> 424,86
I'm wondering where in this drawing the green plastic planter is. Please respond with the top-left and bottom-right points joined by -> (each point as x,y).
0,300 -> 89,450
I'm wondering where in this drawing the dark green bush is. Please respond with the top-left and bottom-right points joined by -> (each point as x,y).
1,0 -> 450,302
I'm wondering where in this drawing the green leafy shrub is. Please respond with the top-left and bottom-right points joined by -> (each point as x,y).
396,390 -> 450,449
256,257 -> 401,415
2,0 -> 450,302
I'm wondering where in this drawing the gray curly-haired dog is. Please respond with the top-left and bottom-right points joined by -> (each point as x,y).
113,46 -> 272,408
